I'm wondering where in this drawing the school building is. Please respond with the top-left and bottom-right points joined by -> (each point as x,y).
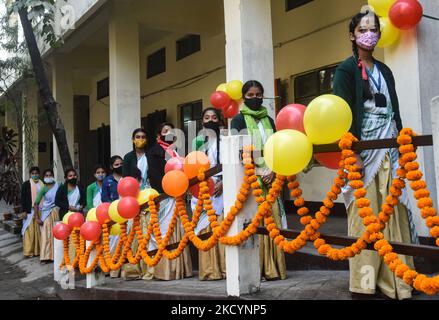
1,0 -> 438,238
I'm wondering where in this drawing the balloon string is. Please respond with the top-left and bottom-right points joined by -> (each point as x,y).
423,14 -> 439,22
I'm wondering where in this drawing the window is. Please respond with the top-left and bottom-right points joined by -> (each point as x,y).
147,48 -> 166,78
285,0 -> 314,11
292,65 -> 338,105
179,100 -> 203,154
97,77 -> 109,100
176,34 -> 201,61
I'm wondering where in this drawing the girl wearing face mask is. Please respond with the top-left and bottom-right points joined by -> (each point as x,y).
146,122 -> 193,281
55,168 -> 86,221
33,169 -> 59,263
191,108 -> 226,280
231,80 -> 288,281
123,128 -> 150,190
333,10 -> 416,300
102,156 -> 123,203
21,166 -> 44,258
86,165 -> 106,211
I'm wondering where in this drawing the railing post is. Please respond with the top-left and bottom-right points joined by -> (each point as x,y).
221,135 -> 260,297
431,96 -> 439,207
53,222 -> 64,283
85,241 -> 105,288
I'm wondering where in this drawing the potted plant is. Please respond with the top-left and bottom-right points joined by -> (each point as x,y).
0,127 -> 22,216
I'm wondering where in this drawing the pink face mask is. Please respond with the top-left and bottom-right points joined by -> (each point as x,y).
356,31 -> 380,51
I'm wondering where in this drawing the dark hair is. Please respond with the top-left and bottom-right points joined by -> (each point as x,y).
202,107 -> 225,127
156,122 -> 175,135
93,164 -> 106,174
242,80 -> 264,96
42,169 -> 54,177
109,155 -> 122,168
349,10 -> 381,101
29,166 -> 40,174
132,127 -> 148,151
64,167 -> 77,179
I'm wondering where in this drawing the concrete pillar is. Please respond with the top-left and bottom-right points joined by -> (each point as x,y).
222,135 -> 260,297
52,55 -> 74,181
109,5 -> 141,157
22,79 -> 39,180
384,27 -> 435,237
223,0 -> 276,119
53,227 -> 64,282
431,96 -> 439,207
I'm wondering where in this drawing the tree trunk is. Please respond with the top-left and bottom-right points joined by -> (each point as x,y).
18,7 -> 73,172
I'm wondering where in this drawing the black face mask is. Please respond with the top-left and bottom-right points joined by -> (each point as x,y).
113,167 -> 123,175
67,178 -> 77,185
203,121 -> 220,132
161,134 -> 176,143
245,97 -> 263,110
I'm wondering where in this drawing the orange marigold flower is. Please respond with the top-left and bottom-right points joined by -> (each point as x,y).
309,232 -> 320,241
310,220 -> 321,230
366,223 -> 381,234
348,172 -> 362,181
331,185 -> 342,194
410,180 -> 427,191
316,213 -> 327,224
358,207 -> 373,218
349,181 -> 364,189
426,216 -> 439,228
402,152 -> 417,164
344,157 -> 357,165
420,279 -> 439,296
323,198 -> 334,208
269,229 -> 281,238
395,264 -> 410,278
363,216 -> 376,226
294,198 -> 305,207
378,212 -> 390,223
390,187 -> 402,197
327,191 -> 338,200
386,195 -> 398,206
399,144 -> 414,154
314,238 -> 326,249
318,244 -> 331,255
297,207 -> 309,216
354,188 -> 367,198
300,216 -> 312,226
356,198 -> 371,208
382,204 -> 394,215
418,198 -> 433,209
413,274 -> 427,292
384,252 -> 398,264
396,168 -> 407,179
430,226 -> 439,239
406,170 -> 423,181
291,189 -> 303,198
405,162 -> 419,171
402,270 -> 418,285
414,189 -> 430,200
378,245 -> 393,257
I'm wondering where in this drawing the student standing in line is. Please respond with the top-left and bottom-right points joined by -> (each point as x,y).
231,80 -> 287,281
333,10 -> 417,300
191,108 -> 226,280
21,166 -> 44,258
34,169 -> 59,263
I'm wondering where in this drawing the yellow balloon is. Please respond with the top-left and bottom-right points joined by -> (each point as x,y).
137,188 -> 160,205
110,223 -> 121,236
367,0 -> 396,17
108,200 -> 127,224
377,17 -> 400,48
264,130 -> 313,176
304,94 -> 353,145
226,80 -> 243,100
216,83 -> 228,92
62,211 -> 74,225
86,208 -> 98,222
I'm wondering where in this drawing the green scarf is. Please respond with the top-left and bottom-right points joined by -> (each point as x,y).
241,105 -> 273,150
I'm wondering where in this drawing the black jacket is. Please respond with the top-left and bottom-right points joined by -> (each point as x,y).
147,143 -> 169,194
55,184 -> 86,220
20,181 -> 32,214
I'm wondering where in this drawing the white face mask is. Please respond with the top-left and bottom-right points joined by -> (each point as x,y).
95,174 -> 106,181
44,177 -> 55,184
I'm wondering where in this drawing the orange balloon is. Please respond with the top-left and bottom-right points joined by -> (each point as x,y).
183,151 -> 211,179
162,170 -> 189,197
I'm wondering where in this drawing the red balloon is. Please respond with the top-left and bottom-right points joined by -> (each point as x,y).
223,100 -> 240,119
210,91 -> 231,110
315,152 -> 343,170
165,156 -> 185,173
389,0 -> 423,30
68,212 -> 84,229
189,178 -> 215,199
117,196 -> 140,219
275,104 -> 306,133
53,223 -> 71,240
117,177 -> 140,198
96,202 -> 112,225
80,221 -> 102,241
